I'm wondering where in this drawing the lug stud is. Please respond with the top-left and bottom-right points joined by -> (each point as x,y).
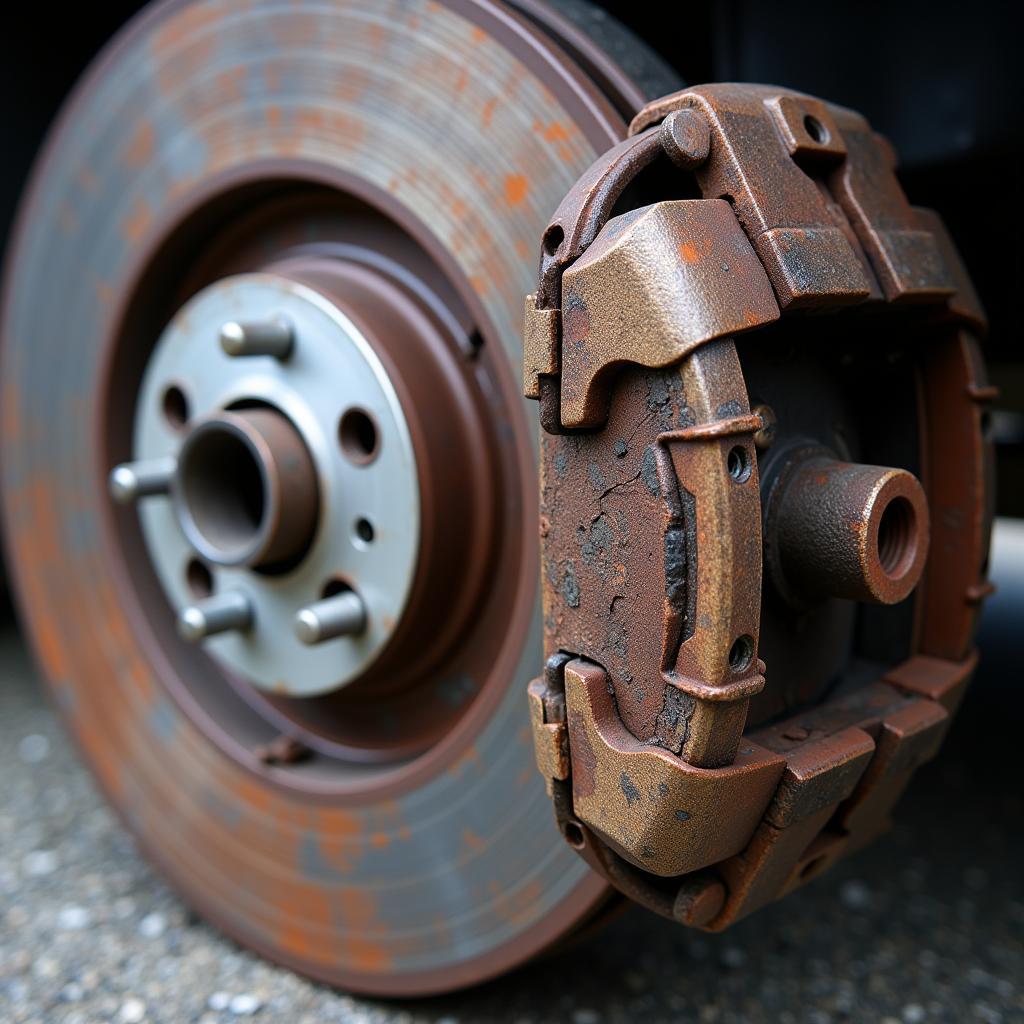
178,591 -> 253,643
294,589 -> 366,646
219,318 -> 294,359
109,456 -> 177,505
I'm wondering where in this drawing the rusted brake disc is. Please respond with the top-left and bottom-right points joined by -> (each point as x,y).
525,84 -> 994,928
0,0 -> 689,995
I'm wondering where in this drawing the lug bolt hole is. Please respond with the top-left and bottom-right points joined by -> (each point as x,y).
354,517 -> 375,545
339,408 -> 379,464
803,114 -> 828,144
877,496 -> 916,578
186,558 -> 213,600
727,445 -> 752,483
728,634 -> 755,674
162,384 -> 190,431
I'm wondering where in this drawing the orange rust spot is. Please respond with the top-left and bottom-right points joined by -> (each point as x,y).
454,67 -> 469,93
151,5 -> 222,96
540,121 -> 571,143
95,279 -> 115,307
503,173 -> 528,206
121,197 -> 153,245
334,65 -> 369,104
678,241 -> 700,263
337,937 -> 392,974
481,96 -> 498,127
123,121 -> 155,168
230,774 -> 274,814
274,882 -> 334,962
265,105 -> 282,130
462,827 -> 486,853
366,21 -> 387,52
470,26 -> 488,43
369,831 -> 390,850
215,66 -> 247,106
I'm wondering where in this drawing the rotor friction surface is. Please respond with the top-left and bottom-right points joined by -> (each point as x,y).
0,0 -> 624,994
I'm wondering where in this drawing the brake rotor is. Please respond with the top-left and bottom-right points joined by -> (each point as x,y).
0,0 -> 677,994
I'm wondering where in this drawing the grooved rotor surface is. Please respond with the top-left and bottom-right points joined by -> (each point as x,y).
0,0 -> 629,993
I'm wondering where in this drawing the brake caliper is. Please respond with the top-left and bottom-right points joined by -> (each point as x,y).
525,84 -> 994,929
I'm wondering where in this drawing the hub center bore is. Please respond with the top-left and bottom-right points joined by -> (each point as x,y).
173,409 -> 318,570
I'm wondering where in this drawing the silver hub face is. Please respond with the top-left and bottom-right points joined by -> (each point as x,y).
131,272 -> 421,698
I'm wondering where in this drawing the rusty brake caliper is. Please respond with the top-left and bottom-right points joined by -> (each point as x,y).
524,85 -> 994,929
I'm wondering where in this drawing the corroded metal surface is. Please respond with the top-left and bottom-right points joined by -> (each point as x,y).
0,0 -> 656,995
527,83 -> 993,929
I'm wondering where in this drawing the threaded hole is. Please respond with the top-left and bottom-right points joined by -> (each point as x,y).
728,634 -> 755,673
804,115 -> 827,144
727,445 -> 752,483
877,496 -> 916,578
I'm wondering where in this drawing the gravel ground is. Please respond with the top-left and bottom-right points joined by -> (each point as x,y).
1,619 -> 1021,1024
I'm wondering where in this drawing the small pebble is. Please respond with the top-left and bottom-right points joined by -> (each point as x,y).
17,733 -> 50,764
56,905 -> 92,930
228,993 -> 263,1016
208,992 -> 231,1011
903,1005 -> 926,1023
840,879 -> 872,910
721,946 -> 748,969
60,982 -> 84,1002
138,912 -> 166,939
119,998 -> 146,1023
22,849 -> 60,877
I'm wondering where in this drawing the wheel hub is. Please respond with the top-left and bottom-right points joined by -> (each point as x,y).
120,271 -> 420,698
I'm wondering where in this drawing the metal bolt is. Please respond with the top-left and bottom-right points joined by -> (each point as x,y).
178,591 -> 253,643
752,405 -> 777,449
294,589 -> 366,645
219,317 -> 294,359
660,109 -> 711,170
108,456 -> 177,504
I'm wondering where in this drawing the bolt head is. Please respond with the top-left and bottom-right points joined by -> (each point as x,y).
218,321 -> 246,356
178,606 -> 207,644
108,466 -> 138,504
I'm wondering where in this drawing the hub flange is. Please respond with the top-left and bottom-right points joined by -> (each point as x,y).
130,272 -> 420,698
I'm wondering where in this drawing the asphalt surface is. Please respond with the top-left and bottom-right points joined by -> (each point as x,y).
2,607 -> 1022,1023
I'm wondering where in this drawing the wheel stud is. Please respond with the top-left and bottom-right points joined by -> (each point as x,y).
178,591 -> 253,643
108,456 -> 177,504
219,318 -> 293,359
294,590 -> 366,645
